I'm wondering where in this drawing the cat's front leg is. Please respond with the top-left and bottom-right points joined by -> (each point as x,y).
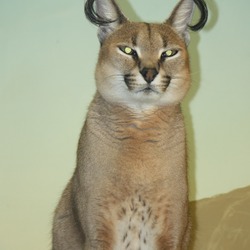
52,182 -> 86,250
80,205 -> 116,250
156,205 -> 190,250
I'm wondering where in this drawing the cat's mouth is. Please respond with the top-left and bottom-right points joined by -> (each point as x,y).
136,82 -> 171,95
138,86 -> 159,94
124,74 -> 171,94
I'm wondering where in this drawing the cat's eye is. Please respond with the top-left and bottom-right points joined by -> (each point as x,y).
119,46 -> 137,57
161,49 -> 178,59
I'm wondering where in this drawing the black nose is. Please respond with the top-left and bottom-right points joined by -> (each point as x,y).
140,68 -> 158,84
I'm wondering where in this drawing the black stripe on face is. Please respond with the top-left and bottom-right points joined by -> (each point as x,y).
161,36 -> 168,49
145,23 -> 152,40
131,35 -> 137,47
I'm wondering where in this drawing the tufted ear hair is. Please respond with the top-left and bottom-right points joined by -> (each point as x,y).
167,0 -> 208,45
84,0 -> 128,43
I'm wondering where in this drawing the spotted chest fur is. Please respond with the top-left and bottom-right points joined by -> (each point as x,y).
113,194 -> 165,250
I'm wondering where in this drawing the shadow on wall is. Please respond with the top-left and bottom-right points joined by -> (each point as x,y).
183,0 -> 219,201
183,0 -> 219,249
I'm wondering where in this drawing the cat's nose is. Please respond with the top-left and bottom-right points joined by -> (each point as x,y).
140,68 -> 158,84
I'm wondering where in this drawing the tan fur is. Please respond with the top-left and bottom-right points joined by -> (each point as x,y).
52,0 -> 202,249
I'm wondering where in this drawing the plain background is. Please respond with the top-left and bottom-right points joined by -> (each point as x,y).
1,0 -> 250,249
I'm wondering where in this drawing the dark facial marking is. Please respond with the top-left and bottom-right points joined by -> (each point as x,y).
160,33 -> 168,49
124,74 -> 136,91
131,35 -> 137,47
162,75 -> 171,90
145,23 -> 152,40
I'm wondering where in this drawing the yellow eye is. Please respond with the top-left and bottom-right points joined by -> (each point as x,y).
166,50 -> 174,56
161,49 -> 178,59
119,46 -> 137,57
124,47 -> 132,54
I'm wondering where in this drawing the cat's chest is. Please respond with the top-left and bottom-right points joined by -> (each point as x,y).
112,193 -> 166,250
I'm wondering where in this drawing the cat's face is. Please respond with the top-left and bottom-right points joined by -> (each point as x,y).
96,22 -> 191,109
85,0 -> 207,110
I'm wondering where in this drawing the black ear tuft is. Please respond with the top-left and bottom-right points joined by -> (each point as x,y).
84,0 -> 116,26
189,0 -> 208,31
84,0 -> 127,43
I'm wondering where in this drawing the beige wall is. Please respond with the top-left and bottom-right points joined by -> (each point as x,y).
1,0 -> 250,249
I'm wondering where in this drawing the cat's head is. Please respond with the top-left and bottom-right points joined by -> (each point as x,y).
85,0 -> 208,110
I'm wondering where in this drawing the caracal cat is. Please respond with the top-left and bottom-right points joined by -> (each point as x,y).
52,0 -> 208,249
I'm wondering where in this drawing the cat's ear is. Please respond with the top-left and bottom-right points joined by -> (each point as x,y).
84,0 -> 128,43
166,0 -> 208,45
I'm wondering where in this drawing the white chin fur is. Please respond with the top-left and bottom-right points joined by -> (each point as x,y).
96,68 -> 188,112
